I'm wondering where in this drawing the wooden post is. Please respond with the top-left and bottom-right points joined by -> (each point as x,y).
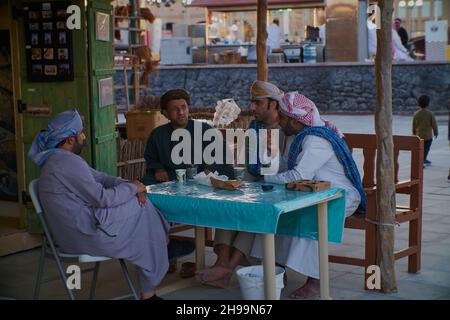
256,0 -> 268,81
195,227 -> 205,270
374,0 -> 397,293
262,234 -> 276,300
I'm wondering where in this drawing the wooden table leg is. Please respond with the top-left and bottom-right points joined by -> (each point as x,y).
263,233 -> 276,300
195,227 -> 205,270
317,202 -> 331,300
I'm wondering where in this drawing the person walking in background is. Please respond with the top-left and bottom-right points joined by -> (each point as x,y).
243,20 -> 254,43
267,18 -> 283,52
412,95 -> 438,166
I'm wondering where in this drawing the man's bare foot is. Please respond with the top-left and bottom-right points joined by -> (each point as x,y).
289,278 -> 320,299
202,276 -> 232,289
196,265 -> 232,283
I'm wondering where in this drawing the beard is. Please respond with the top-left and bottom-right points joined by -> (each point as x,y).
72,136 -> 84,155
282,121 -> 297,136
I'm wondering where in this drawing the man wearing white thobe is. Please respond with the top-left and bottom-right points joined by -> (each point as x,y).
251,90 -> 365,299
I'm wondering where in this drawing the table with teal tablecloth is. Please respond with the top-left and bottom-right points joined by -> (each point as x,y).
147,181 -> 345,300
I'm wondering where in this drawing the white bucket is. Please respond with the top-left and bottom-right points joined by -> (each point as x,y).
236,265 -> 285,300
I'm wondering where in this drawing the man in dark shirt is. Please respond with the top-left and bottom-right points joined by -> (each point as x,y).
394,18 -> 409,49
142,88 -> 235,274
142,88 -> 234,185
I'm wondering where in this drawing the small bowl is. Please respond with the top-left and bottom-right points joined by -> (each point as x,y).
261,184 -> 274,191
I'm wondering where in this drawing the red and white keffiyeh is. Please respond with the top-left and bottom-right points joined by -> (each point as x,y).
279,92 -> 342,136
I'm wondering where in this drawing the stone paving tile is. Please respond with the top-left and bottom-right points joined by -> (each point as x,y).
422,223 -> 450,236
421,231 -> 450,244
331,272 -> 450,300
403,269 -> 450,289
419,254 -> 450,272
392,281 -> 450,299
421,242 -> 450,258
422,212 -> 448,222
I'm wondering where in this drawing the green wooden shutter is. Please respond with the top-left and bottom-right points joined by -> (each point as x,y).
87,0 -> 117,175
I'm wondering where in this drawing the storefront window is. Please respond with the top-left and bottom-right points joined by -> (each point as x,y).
208,7 -> 325,45
394,0 -> 449,39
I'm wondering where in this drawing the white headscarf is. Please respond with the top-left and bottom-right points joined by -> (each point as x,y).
250,80 -> 284,102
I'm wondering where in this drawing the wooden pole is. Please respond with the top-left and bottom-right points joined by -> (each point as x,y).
256,0 -> 268,81
374,0 -> 397,293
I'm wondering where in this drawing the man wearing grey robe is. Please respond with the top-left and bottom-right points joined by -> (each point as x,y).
29,109 -> 169,300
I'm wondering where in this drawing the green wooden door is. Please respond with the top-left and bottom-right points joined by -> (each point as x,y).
86,0 -> 117,175
15,0 -> 91,233
17,0 -> 116,233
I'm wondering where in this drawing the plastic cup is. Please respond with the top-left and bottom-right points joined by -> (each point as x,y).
175,169 -> 186,183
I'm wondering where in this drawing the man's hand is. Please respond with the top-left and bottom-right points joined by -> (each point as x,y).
136,192 -> 148,207
131,180 -> 146,193
266,129 -> 279,156
155,169 -> 170,182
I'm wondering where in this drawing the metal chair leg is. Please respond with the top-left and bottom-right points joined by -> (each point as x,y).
89,262 -> 101,300
53,259 -> 75,300
33,244 -> 46,300
40,218 -> 75,300
119,259 -> 139,300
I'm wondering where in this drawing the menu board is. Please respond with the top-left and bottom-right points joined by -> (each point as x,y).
24,1 -> 74,82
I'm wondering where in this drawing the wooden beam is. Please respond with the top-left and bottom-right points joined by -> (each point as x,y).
374,0 -> 397,293
256,0 -> 268,81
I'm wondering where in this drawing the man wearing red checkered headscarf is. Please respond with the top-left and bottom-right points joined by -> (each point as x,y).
250,89 -> 363,299
278,91 -> 342,136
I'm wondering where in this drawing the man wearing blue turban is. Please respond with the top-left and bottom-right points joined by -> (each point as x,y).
29,109 -> 169,300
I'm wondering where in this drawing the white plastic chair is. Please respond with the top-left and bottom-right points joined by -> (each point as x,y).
29,179 -> 139,300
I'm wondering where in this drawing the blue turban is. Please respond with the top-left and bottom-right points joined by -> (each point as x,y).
28,109 -> 83,168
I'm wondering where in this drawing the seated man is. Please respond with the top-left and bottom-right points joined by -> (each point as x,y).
251,91 -> 365,299
198,80 -> 288,288
142,88 -> 234,185
29,109 -> 169,300
141,89 -> 235,274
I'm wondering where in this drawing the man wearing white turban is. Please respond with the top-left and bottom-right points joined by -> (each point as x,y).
197,80 -> 288,289
251,92 -> 365,299
29,109 -> 170,300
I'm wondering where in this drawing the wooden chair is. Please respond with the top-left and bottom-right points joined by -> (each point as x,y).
329,133 -> 424,288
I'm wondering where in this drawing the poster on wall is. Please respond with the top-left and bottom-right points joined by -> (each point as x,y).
98,77 -> 114,107
24,1 -> 74,81
96,12 -> 110,42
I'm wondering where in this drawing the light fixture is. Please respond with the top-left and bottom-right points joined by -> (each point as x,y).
399,1 -> 406,7
408,0 -> 415,7
415,0 -> 423,6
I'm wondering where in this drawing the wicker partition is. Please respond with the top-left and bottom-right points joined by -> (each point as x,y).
117,139 -> 146,181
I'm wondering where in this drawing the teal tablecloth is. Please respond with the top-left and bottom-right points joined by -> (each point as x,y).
147,181 -> 346,243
